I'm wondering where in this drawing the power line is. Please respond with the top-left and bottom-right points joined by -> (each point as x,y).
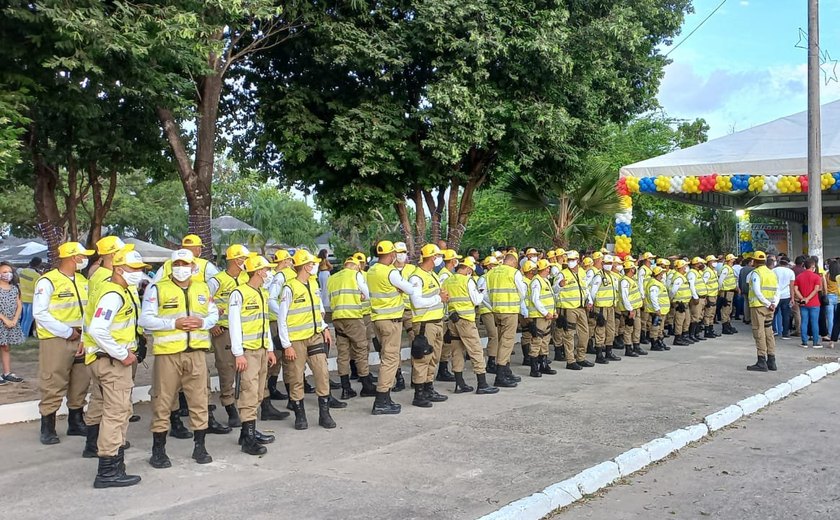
665,0 -> 728,57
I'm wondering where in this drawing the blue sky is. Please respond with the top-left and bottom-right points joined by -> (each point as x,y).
658,0 -> 840,138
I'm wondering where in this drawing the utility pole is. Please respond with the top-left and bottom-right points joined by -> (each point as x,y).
807,0 -> 823,263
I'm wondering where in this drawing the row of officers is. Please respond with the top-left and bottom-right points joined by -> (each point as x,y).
32,235 -> 769,489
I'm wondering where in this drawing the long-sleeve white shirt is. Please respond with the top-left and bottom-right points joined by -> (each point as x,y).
227,289 -> 273,357
637,266 -> 649,293
589,271 -> 613,304
669,277 -> 685,299
687,270 -> 701,300
276,284 -> 329,349
389,268 -> 417,296
529,278 -> 550,317
268,270 -> 288,321
619,278 -> 633,311
409,269 -> 442,308
750,270 -> 780,307
138,284 -> 219,332
717,266 -> 731,291
649,285 -> 662,313
88,291 -> 132,360
33,275 -> 83,339
467,278 -> 483,306
477,275 -> 492,312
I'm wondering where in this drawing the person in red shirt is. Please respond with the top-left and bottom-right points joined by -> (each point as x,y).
794,258 -> 823,348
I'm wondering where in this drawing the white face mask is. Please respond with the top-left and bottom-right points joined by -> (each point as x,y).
309,264 -> 318,275
396,252 -> 408,264
122,271 -> 144,287
616,266 -> 624,274
529,256 -> 538,263
433,257 -> 443,267
76,258 -> 89,271
711,262 -> 719,268
0,272 -> 12,282
172,266 -> 193,282
568,260 -> 578,269
604,264 -> 613,271
453,260 -> 459,268
261,270 -> 273,288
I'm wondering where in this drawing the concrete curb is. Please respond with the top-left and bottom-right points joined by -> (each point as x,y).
0,334 -> 515,426
475,361 -> 839,520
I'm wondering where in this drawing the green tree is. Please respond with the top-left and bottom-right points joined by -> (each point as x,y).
459,188 -> 549,252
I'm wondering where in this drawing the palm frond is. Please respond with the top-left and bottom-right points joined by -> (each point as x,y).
501,172 -> 552,212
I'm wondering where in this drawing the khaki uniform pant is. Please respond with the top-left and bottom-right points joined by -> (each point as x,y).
674,305 -> 690,335
441,318 -> 453,364
211,328 -> 236,406
640,310 -> 649,333
237,348 -> 269,421
402,309 -> 415,346
374,319 -> 402,392
527,317 -> 551,357
411,321 -> 444,384
494,313 -> 519,366
689,298 -> 704,323
750,306 -> 776,357
334,318 -> 370,377
151,350 -> 209,432
38,337 -> 91,416
615,312 -> 625,339
721,291 -> 735,324
562,308 -> 589,363
87,357 -> 133,457
520,316 -> 532,351
480,312 -> 498,358
363,314 -> 376,345
647,312 -> 665,340
449,319 -> 486,374
665,308 -> 675,327
268,321 -> 283,378
594,306 -> 616,347
285,335 -> 330,401
704,295 -> 717,325
621,311 -> 642,345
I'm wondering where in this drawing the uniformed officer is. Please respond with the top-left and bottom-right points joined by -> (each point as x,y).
407,244 -> 448,408
618,260 -> 646,357
524,259 -> 557,377
747,251 -> 779,372
702,255 -> 720,338
84,249 -> 148,488
441,256 -> 499,394
555,251 -> 592,370
656,258 -> 673,338
230,255 -> 280,453
718,253 -> 739,334
435,249 -> 460,382
590,254 -> 620,364
152,234 -> 218,283
478,256 -> 499,373
140,249 -> 218,468
268,249 -> 296,400
34,241 -> 93,445
687,257 -> 707,343
637,252 -> 656,344
391,241 -> 412,392
16,257 -> 42,338
487,252 -> 527,387
353,251 -> 379,382
644,266 -> 671,351
669,260 -> 693,346
368,241 -> 417,414
326,257 -> 373,399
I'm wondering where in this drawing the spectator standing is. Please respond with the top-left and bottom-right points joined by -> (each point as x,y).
772,258 -> 795,339
0,262 -> 25,384
16,257 -> 42,337
794,258 -> 823,348
738,257 -> 754,324
317,249 -> 333,316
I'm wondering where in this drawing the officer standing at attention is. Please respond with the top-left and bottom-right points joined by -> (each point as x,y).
267,249 -> 295,401
407,244 -> 449,408
556,251 -> 593,370
702,255 -> 721,338
637,252 -> 655,345
34,241 -> 94,445
618,260 -> 645,357
644,266 -> 671,351
718,253 -> 739,334
140,249 -> 218,468
368,241 -> 417,415
277,250 -> 344,429
478,256 -> 499,373
327,257 -> 374,399
669,260 -> 693,346
153,234 -> 218,283
590,255 -> 621,364
687,258 -> 707,343
747,251 -> 779,372
487,252 -> 527,387
229,255 -> 281,453
441,256 -> 498,394
435,249 -> 460,383
525,259 -> 558,377
84,249 -> 148,488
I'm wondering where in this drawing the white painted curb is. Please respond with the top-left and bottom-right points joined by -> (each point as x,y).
476,361 -> 839,520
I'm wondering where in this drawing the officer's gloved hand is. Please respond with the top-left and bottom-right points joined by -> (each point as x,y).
136,335 -> 148,363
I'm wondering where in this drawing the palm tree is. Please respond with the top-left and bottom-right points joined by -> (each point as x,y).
502,159 -> 622,248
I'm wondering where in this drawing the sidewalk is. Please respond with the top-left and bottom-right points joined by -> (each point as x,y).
2,332 -> 833,520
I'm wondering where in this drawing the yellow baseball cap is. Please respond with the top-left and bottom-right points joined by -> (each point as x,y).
58,242 -> 95,258
555,248 -> 566,257
623,260 -> 636,270
225,244 -> 251,260
344,257 -> 360,266
546,249 -> 556,259
482,255 -> 499,267
705,255 -> 718,263
376,240 -> 396,255
353,252 -> 367,263
536,259 -> 551,271
522,260 -> 537,272
591,251 -> 603,260
582,257 -> 594,267
641,252 -> 656,261
724,253 -> 737,261
95,236 -> 134,256
566,250 -> 580,260
420,244 -> 443,258
245,255 -> 277,272
625,255 -> 636,263
674,259 -> 688,269
690,256 -> 705,265
525,248 -> 538,256
394,241 -> 408,253
752,251 -> 767,261
181,234 -> 203,247
442,249 -> 463,261
292,249 -> 316,267
652,266 -> 665,277
460,256 -> 477,270
273,249 -> 291,263
114,250 -> 150,269
656,258 -> 671,267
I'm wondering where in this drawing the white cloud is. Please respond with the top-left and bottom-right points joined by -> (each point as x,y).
740,0 -> 749,6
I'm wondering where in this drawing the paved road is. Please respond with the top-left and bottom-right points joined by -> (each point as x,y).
559,374 -> 840,520
2,332 -> 835,520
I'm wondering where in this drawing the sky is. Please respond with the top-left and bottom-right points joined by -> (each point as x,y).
657,0 -> 840,139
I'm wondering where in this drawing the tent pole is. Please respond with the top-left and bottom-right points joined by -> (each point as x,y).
807,0 -> 823,263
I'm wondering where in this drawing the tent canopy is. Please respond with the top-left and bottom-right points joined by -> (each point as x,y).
124,238 -> 174,264
620,99 -> 840,179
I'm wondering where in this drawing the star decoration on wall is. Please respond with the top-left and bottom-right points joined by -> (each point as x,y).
794,27 -> 808,50
820,50 -> 839,84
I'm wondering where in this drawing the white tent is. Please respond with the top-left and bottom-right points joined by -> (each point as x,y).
620,99 -> 840,178
124,238 -> 174,264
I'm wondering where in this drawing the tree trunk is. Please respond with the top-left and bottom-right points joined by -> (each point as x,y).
394,200 -> 414,258
85,163 -> 118,249
65,158 -> 80,242
424,188 -> 445,244
33,156 -> 64,267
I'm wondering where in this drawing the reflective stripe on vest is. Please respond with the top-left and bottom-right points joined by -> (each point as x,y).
85,283 -> 137,364
285,278 -> 323,341
594,271 -> 616,307
400,264 -> 417,309
557,268 -> 587,309
83,267 -> 112,348
704,267 -> 719,296
527,275 -> 555,318
211,270 -> 249,328
720,264 -> 737,291
36,270 -> 88,340
150,279 -> 211,354
618,276 -> 643,312
442,273 -> 475,322
487,264 -> 520,314
672,272 -> 692,303
748,266 -> 778,308
327,268 -> 364,320
367,263 -> 404,320
411,268 -> 445,323
691,269 -> 708,296
644,278 -> 671,315
18,268 -> 38,303
234,284 -> 270,350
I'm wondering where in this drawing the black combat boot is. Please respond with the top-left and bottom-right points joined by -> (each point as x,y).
191,429 -> 212,464
349,359 -> 359,380
633,343 -> 648,355
693,323 -> 707,341
493,365 -> 518,388
82,423 -> 100,458
639,331 -> 650,345
238,423 -> 274,445
486,356 -> 497,374
412,385 -> 432,407
529,356 -> 542,378
521,343 -> 532,366
330,379 -> 341,390
224,404 -> 241,428
371,391 -> 401,415
747,356 -> 769,372
291,400 -> 308,430
624,344 -> 639,357
304,379 -> 316,394
614,336 -> 625,350
578,358 -> 595,368
67,408 -> 88,436
393,368 -> 406,392
540,355 -> 558,374
424,382 -> 448,402
506,364 -> 522,382
587,338 -> 596,353
673,334 -> 691,346
595,347 -> 609,364
267,375 -> 288,400
178,391 -> 189,416
169,411 -> 192,439
149,431 -> 171,468
240,420 -> 267,456
554,347 -> 565,362
436,361 -> 455,382
207,408 -> 232,434
704,325 -> 716,338
260,397 -> 290,420
340,374 -> 357,399
605,346 -> 621,361
454,372 -> 475,393
359,374 -> 377,397
566,361 -> 583,370
318,396 -> 336,429
94,452 -> 141,489
767,355 -> 777,371
327,391 -> 347,409
475,373 -> 499,394
650,339 -> 665,351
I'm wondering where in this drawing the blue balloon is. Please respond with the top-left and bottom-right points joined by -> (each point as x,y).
740,242 -> 753,253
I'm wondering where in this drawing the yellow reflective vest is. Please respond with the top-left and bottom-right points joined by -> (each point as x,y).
411,267 -> 445,323
367,262 -> 404,321
327,268 -> 364,320
18,267 -> 39,303
150,279 -> 212,354
720,264 -> 737,291
477,274 -> 493,316
618,275 -> 643,312
691,268 -> 708,297
704,267 -> 719,297
672,272 -> 692,303
557,267 -> 588,309
487,264 -> 520,314
84,281 -> 137,364
442,272 -> 475,322
285,278 -> 324,341
400,264 -> 417,310
36,269 -> 88,340
644,278 -> 671,315
748,265 -> 777,308
211,270 -> 250,328
526,275 -> 555,318
233,283 -> 270,350
594,271 -> 617,308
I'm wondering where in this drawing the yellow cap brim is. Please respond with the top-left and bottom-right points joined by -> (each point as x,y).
122,261 -> 151,269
